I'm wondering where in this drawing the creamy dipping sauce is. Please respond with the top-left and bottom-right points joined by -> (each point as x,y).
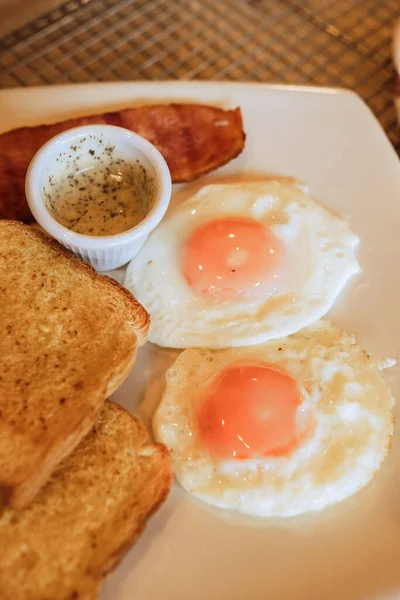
44,139 -> 155,236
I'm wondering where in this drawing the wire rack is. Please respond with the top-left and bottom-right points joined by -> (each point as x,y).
0,0 -> 399,151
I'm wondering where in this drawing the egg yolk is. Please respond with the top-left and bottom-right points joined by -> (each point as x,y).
195,362 -> 305,459
181,217 -> 283,300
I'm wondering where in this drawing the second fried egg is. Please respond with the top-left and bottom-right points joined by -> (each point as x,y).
153,321 -> 395,517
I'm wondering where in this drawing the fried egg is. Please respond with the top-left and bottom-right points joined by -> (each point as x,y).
124,181 -> 360,348
153,321 -> 395,517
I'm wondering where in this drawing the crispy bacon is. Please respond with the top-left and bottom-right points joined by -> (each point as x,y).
0,104 -> 245,221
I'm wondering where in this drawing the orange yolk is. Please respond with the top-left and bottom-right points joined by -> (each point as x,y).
195,362 -> 306,459
181,217 -> 283,300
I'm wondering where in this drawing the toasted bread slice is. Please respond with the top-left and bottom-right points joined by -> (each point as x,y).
0,400 -> 172,600
0,221 -> 149,509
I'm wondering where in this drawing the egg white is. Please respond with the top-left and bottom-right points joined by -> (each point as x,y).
125,181 -> 359,349
153,320 -> 395,517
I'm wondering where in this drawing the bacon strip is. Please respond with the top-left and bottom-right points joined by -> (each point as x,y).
0,104 -> 245,222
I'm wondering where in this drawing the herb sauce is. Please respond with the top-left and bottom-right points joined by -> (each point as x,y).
44,140 -> 155,236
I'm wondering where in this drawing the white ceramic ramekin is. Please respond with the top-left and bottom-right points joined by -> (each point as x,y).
25,124 -> 172,271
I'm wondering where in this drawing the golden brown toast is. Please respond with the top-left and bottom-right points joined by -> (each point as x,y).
0,400 -> 172,600
0,221 -> 149,509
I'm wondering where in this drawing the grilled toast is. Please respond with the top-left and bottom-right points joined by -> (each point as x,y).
0,400 -> 172,600
0,221 -> 149,509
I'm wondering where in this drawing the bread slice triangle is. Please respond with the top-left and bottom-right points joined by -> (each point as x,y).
0,400 -> 172,600
0,221 -> 149,508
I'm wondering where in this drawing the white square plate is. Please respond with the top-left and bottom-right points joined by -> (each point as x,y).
2,82 -> 400,600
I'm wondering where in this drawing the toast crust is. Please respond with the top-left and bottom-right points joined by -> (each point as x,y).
0,222 -> 150,508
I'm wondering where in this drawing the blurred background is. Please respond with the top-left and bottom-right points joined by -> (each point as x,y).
0,0 -> 399,151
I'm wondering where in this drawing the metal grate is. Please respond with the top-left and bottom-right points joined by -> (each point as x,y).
0,0 -> 399,151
